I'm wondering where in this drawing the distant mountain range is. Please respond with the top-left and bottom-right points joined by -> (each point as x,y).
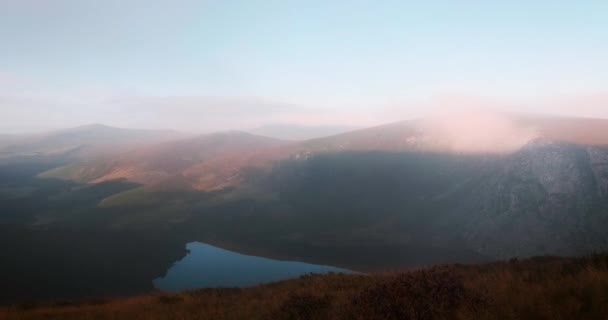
247,124 -> 359,140
41,130 -> 284,186
2,113 -> 608,266
40,114 -> 608,191
0,124 -> 183,159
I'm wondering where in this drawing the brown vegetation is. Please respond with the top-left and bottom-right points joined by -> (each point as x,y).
43,115 -> 608,192
2,254 -> 608,320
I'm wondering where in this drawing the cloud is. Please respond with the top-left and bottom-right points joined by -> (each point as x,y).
0,72 -> 607,136
0,72 -> 19,86
0,76 -> 382,133
111,95 -> 385,131
381,91 -> 608,122
381,92 -> 608,153
107,95 -> 306,131
537,93 -> 608,119
418,108 -> 538,154
0,71 -> 37,91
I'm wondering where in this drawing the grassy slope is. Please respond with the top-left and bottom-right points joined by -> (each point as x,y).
4,254 -> 608,320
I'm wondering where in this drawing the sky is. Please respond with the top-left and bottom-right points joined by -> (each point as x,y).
1,0 -> 607,133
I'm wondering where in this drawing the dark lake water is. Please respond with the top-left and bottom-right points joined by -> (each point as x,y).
153,242 -> 351,291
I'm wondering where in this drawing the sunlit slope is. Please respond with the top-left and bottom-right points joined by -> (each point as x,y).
40,114 -> 608,192
41,131 -> 285,185
184,114 -> 608,191
6,114 -> 608,266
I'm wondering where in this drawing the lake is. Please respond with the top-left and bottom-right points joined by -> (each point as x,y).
153,242 -> 351,291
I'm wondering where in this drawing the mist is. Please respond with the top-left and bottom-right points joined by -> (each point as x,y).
417,109 -> 538,154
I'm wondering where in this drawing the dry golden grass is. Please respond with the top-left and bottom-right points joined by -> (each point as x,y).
2,255 -> 608,320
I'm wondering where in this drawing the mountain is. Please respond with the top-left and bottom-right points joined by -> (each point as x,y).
247,124 -> 359,140
3,113 -> 608,301
40,114 -> 608,191
41,131 -> 285,185
0,124 -> 183,159
26,114 -> 608,263
183,114 -> 608,191
174,114 -> 608,261
41,119 -> 437,189
513,114 -> 608,145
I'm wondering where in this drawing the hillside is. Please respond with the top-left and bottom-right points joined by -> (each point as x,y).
514,114 -> 608,146
180,144 -> 608,262
184,114 -> 608,191
28,114 -> 608,263
4,254 -> 608,320
40,114 -> 608,191
0,124 -> 183,159
247,124 -> 358,140
41,131 -> 284,185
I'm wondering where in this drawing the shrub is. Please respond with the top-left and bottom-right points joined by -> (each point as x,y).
349,267 -> 481,320
275,294 -> 332,320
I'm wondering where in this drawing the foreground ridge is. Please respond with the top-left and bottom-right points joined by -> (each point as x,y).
4,254 -> 608,320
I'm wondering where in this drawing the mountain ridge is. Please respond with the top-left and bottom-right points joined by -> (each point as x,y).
38,114 -> 608,191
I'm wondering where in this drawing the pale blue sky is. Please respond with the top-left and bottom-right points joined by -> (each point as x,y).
1,0 -> 607,132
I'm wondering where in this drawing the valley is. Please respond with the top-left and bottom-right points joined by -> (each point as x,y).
0,114 -> 607,302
